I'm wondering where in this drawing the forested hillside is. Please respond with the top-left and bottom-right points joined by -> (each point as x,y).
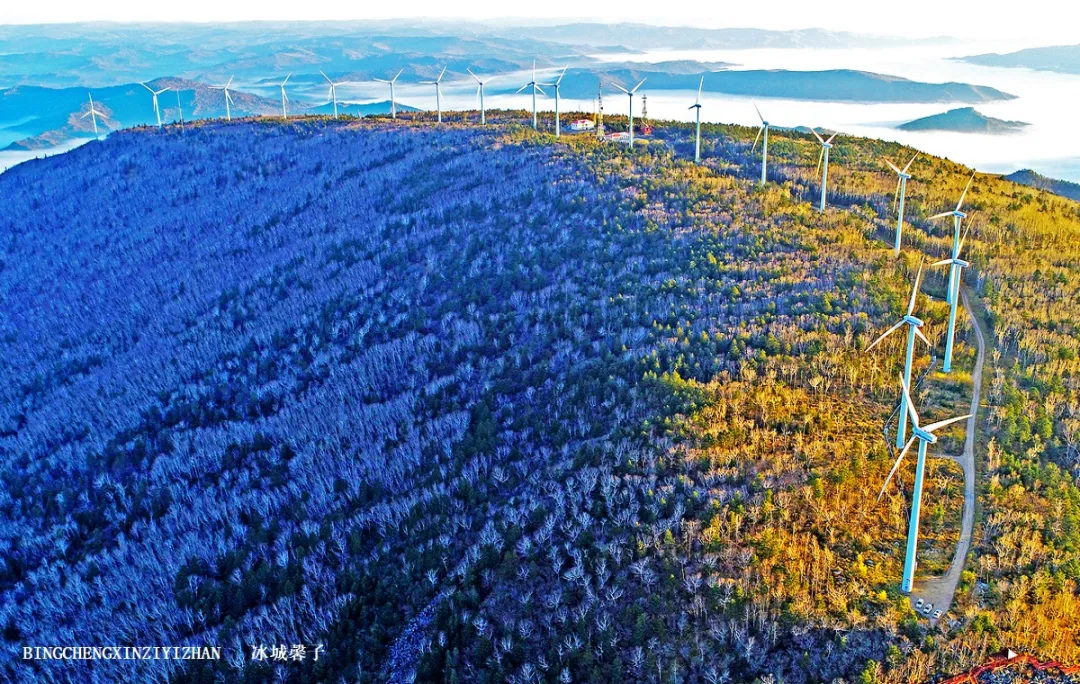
0,113 -> 1078,683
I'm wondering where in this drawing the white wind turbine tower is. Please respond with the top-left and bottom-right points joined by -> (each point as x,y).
610,78 -> 646,149
421,67 -> 448,123
542,66 -> 568,137
929,172 -> 976,308
752,102 -> 771,186
688,76 -> 703,163
811,127 -> 838,212
375,69 -> 403,119
211,76 -> 235,121
866,261 -> 931,449
468,68 -> 495,124
140,83 -> 170,128
934,226 -> 973,374
516,61 -> 547,130
82,93 -> 106,138
278,74 -> 291,120
176,90 -> 185,132
320,71 -> 349,119
880,374 -> 971,593
885,153 -> 919,257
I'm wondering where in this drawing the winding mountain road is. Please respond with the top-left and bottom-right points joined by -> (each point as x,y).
910,287 -> 985,620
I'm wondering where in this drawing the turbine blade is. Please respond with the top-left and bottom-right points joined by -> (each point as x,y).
865,320 -> 905,352
816,147 -> 823,176
468,68 -> 480,83
141,82 -> 153,92
959,225 -> 971,255
226,76 -> 234,88
556,66 -> 567,85
884,159 -> 902,175
903,152 -> 919,174
751,125 -> 763,153
696,76 -> 703,103
907,261 -> 923,315
535,85 -> 547,97
321,70 -> 333,84
893,177 -> 902,211
924,414 -> 973,433
929,211 -> 954,220
393,69 -> 403,83
914,326 -> 931,348
931,258 -> 952,267
878,437 -> 918,502
516,84 -> 529,94
753,101 -> 764,124
438,66 -> 447,83
825,132 -> 838,144
810,127 -> 825,144
631,78 -> 647,93
611,83 -> 629,95
956,172 -> 975,212
900,374 -> 920,427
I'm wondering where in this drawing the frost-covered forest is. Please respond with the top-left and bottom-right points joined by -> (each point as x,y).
0,115 -> 1078,683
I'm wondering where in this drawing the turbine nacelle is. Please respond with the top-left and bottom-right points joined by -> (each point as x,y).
903,314 -> 924,328
911,425 -> 938,444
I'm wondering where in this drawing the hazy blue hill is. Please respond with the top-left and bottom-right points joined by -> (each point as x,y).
0,22 -> 585,89
307,99 -> 421,117
1004,168 -> 1080,201
544,67 -> 1016,103
896,106 -> 1029,134
0,79 -> 286,149
959,44 -> 1080,75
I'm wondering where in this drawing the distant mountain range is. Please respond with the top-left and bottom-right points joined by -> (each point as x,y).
541,67 -> 1015,103
485,23 -> 950,50
897,107 -> 1029,134
959,44 -> 1080,75
0,21 -> 952,91
1004,169 -> 1080,202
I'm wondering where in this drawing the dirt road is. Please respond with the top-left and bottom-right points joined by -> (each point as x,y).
910,287 -> 985,621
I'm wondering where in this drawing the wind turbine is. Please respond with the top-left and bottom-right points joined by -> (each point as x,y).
929,173 -> 976,307
211,76 -> 235,121
516,61 -> 547,130
811,127 -> 839,212
688,76 -> 703,163
934,227 -> 972,374
885,153 -> 919,256
82,93 -> 106,138
751,102 -> 770,186
880,374 -> 971,593
468,68 -> 494,125
610,78 -> 646,149
374,69 -> 403,119
866,261 -> 931,449
278,74 -> 291,120
543,66 -> 568,137
140,83 -> 170,128
320,71 -> 349,119
421,67 -> 448,123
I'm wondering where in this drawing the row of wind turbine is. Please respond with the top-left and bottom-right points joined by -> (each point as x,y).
867,166 -> 986,599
